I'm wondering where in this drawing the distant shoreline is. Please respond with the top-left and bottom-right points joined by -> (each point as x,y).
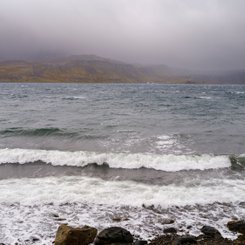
0,55 -> 244,84
0,81 -> 244,85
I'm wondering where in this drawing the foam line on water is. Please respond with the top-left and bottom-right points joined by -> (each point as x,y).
0,148 -> 231,172
0,176 -> 244,206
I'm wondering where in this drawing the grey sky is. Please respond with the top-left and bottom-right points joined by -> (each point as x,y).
0,0 -> 245,70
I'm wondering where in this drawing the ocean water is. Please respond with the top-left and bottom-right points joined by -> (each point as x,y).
0,83 -> 245,244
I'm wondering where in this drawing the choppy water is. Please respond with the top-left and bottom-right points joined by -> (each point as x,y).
0,83 -> 245,244
1,83 -> 245,154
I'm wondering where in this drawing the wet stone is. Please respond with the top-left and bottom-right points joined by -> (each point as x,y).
95,227 -> 133,245
227,220 -> 245,234
133,240 -> 147,245
163,227 -> 177,234
55,224 -> 97,245
176,235 -> 197,245
200,226 -> 221,237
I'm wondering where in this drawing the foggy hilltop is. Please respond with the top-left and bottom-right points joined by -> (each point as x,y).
0,55 -> 245,84
1,0 -> 245,83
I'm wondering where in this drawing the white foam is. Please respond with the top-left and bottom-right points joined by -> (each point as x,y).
234,91 -> 245,95
0,176 -> 244,206
1,201 -> 244,244
0,148 -> 231,172
199,96 -> 212,100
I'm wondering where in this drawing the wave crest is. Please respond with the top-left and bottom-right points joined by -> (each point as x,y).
0,148 -> 231,172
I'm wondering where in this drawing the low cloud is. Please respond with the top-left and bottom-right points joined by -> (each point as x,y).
1,0 -> 245,70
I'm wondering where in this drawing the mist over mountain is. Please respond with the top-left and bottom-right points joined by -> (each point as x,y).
0,55 -> 244,84
1,0 -> 245,72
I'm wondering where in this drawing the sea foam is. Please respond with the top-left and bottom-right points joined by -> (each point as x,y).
0,148 -> 231,172
0,175 -> 244,206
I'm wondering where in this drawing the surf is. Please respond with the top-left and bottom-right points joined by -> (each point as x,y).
0,148 -> 232,172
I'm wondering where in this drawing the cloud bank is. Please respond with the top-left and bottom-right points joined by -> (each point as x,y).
1,0 -> 245,70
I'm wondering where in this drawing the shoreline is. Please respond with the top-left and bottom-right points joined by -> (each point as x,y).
1,201 -> 244,244
53,222 -> 245,245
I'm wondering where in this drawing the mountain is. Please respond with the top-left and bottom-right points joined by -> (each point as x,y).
0,55 -> 244,83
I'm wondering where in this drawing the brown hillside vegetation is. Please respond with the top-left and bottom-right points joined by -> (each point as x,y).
0,55 -> 191,83
0,55 -> 244,83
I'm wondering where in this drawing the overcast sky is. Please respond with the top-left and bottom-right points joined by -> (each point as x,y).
1,0 -> 245,70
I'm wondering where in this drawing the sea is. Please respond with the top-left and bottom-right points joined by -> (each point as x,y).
0,83 -> 244,244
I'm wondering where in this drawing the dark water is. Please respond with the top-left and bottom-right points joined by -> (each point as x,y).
0,83 -> 245,154
0,83 -> 245,244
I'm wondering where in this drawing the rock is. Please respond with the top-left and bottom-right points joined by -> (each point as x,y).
227,220 -> 245,234
95,227 -> 133,245
230,155 -> 245,170
234,234 -> 245,244
197,234 -> 233,245
149,233 -> 233,245
111,216 -> 129,222
237,156 -> 245,165
52,213 -> 59,218
163,227 -> 177,234
133,240 -> 147,245
161,219 -> 175,225
200,226 -> 221,237
176,235 -> 197,244
148,235 -> 174,245
55,224 -> 97,245
112,217 -> 123,222
30,236 -> 40,242
56,218 -> 67,222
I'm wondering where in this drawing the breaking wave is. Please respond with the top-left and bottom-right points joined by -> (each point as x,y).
0,148 -> 231,172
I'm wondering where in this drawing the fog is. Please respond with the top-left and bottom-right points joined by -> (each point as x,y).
1,0 -> 245,70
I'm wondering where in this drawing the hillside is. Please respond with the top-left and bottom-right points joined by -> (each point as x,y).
0,55 -> 244,83
0,55 -> 189,83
